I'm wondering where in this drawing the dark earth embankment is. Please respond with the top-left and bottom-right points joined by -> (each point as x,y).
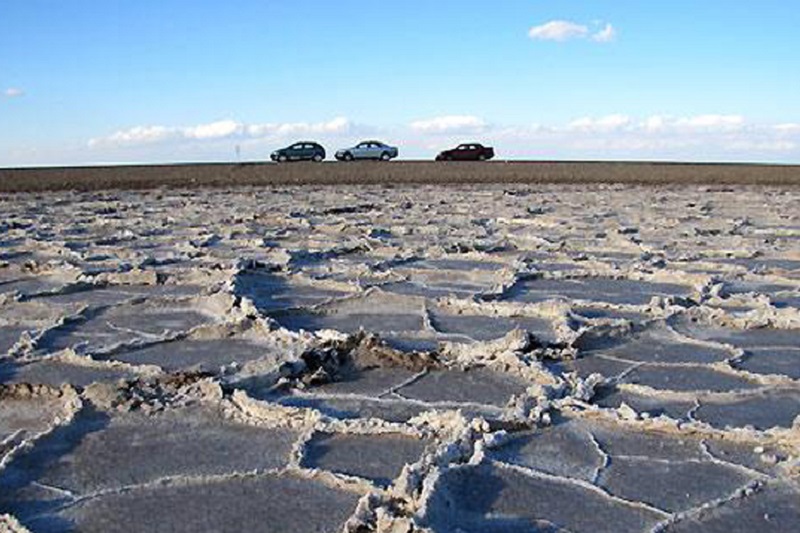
2,161 -> 800,192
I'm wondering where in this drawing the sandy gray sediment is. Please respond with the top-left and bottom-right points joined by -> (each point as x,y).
0,183 -> 799,532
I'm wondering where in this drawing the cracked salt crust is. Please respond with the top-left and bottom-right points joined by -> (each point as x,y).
0,184 -> 798,531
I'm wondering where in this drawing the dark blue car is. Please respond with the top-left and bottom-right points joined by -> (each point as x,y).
271,141 -> 326,162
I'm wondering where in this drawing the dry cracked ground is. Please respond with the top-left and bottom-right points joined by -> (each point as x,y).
1,183 -> 799,532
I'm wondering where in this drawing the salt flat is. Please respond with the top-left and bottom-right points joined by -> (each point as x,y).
0,183 -> 799,532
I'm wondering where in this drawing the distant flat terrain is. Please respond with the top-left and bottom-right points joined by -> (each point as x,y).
2,161 -> 800,191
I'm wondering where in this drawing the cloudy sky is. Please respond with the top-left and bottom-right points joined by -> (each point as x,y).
2,0 -> 800,166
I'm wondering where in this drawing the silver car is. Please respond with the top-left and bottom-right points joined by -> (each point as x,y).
335,140 -> 399,161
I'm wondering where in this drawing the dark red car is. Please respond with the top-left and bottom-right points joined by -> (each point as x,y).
436,143 -> 495,161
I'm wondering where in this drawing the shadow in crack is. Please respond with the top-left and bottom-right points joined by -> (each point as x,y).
0,358 -> 19,385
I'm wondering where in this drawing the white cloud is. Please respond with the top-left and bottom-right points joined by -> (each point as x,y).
674,114 -> 744,130
528,20 -> 589,42
642,115 -> 668,132
4,88 -> 24,98
245,117 -> 351,137
592,23 -> 616,43
593,114 -> 747,134
90,125 -> 178,147
568,114 -> 631,132
316,116 -> 351,133
529,20 -> 616,43
90,117 -> 354,148
409,115 -> 487,134
774,123 -> 800,134
279,117 -> 351,136
488,114 -> 800,161
184,119 -> 243,140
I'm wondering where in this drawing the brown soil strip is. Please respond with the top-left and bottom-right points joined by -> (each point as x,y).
2,161 -> 800,192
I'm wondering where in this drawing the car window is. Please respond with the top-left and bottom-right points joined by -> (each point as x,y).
305,144 -> 314,149
291,144 -> 303,150
458,145 -> 468,150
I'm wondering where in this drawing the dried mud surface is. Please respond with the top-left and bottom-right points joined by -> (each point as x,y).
0,183 -> 799,532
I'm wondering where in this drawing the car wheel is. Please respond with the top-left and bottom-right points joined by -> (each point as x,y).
380,152 -> 391,161
278,155 -> 288,163
478,154 -> 487,161
313,154 -> 323,162
343,152 -> 354,161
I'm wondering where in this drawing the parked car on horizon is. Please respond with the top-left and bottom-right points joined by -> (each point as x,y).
436,143 -> 495,161
335,141 -> 399,161
271,142 -> 326,162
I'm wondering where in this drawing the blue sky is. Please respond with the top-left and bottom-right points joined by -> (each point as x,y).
2,0 -> 799,165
